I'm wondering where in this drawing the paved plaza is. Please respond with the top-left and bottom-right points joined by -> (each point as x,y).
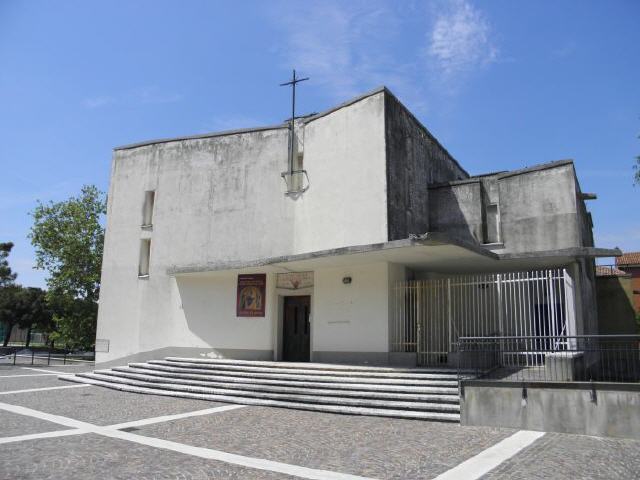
0,364 -> 639,479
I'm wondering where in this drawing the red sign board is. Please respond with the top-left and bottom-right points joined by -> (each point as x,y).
236,274 -> 266,317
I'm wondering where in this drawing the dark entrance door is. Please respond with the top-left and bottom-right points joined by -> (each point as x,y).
282,296 -> 310,362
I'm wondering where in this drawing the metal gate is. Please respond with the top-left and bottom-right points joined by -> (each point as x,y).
390,269 -> 575,366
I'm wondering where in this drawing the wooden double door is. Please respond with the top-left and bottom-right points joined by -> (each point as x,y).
282,296 -> 310,362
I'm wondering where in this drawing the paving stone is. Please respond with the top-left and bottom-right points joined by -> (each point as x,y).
136,405 -> 515,479
0,433 -> 297,480
0,410 -> 67,438
2,385 -> 224,426
3,370 -> 640,480
0,376 -> 69,393
0,364 -> 95,375
482,432 -> 640,480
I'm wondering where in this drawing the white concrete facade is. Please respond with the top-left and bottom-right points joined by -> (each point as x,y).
97,91 -> 400,363
96,87 -> 610,365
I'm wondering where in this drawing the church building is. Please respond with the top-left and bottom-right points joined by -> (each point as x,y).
95,87 -> 617,366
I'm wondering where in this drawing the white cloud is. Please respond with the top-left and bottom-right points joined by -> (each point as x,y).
551,41 -> 577,59
82,87 -> 183,109
131,86 -> 183,105
270,1 -> 399,99
83,96 -> 115,109
203,114 -> 269,133
267,0 -> 499,111
428,0 -> 498,78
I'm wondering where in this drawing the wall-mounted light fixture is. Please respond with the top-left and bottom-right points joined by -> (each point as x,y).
342,276 -> 352,285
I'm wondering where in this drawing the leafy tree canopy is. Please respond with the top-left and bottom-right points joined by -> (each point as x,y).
0,242 -> 17,287
30,185 -> 106,302
0,286 -> 52,347
29,185 -> 106,348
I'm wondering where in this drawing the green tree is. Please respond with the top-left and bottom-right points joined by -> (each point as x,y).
0,286 -> 52,347
0,242 -> 18,345
0,242 -> 17,287
29,185 -> 106,349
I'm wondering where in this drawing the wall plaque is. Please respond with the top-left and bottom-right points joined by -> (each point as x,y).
95,339 -> 110,353
236,273 -> 266,317
276,271 -> 314,290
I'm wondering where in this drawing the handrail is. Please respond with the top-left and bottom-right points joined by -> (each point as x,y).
456,334 -> 640,383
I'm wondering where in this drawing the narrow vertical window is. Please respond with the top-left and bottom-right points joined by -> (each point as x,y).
484,203 -> 500,243
138,239 -> 151,277
142,191 -> 155,227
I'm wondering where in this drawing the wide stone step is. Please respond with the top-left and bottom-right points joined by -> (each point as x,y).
150,359 -> 460,380
129,363 -> 459,387
164,357 -> 465,374
95,369 -> 461,403
77,372 -> 460,412
60,375 -> 460,422
115,366 -> 459,395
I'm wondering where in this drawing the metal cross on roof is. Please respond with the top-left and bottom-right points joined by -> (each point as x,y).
280,69 -> 309,174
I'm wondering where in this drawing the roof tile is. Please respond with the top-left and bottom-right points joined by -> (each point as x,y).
616,252 -> 640,267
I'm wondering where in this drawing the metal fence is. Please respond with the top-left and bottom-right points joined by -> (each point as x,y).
0,348 -> 95,366
457,335 -> 640,383
391,269 -> 574,366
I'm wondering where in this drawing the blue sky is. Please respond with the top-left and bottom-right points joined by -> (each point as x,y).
1,0 -> 639,288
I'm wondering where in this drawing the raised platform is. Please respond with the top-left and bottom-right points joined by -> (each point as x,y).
61,357 -> 463,422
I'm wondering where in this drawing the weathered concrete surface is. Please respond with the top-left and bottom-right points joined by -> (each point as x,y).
461,382 -> 640,439
497,161 -> 581,253
97,85 -> 609,365
97,90 -> 391,363
384,91 -> 467,241
597,275 -> 638,334
429,180 -> 483,244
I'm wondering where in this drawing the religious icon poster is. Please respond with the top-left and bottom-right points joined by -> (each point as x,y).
236,274 -> 266,317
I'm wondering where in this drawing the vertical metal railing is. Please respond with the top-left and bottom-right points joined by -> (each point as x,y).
391,269 -> 572,366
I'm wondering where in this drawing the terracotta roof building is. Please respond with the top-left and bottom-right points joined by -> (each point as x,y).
616,252 -> 640,267
613,251 -> 640,313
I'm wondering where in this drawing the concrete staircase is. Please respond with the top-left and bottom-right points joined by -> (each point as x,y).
61,357 -> 462,422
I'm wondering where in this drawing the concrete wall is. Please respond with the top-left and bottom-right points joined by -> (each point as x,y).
294,92 -> 388,252
312,262 -> 395,365
426,162 -> 595,255
497,163 -> 580,253
428,181 -> 484,244
461,381 -> 640,439
96,91 -> 393,363
384,92 -> 467,241
596,275 -> 638,334
96,87 -> 601,364
96,127 -> 293,362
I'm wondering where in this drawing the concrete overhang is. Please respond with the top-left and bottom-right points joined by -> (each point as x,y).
167,233 -> 622,277
168,233 -> 496,277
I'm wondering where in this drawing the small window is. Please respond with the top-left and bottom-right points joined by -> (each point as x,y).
138,239 -> 151,277
142,191 -> 155,227
484,203 -> 500,244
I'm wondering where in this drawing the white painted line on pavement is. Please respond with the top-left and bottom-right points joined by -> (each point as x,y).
108,404 -> 246,430
0,374 -> 59,378
0,428 -> 87,445
0,401 -> 95,430
432,430 -> 546,480
21,367 -> 70,375
0,384 -> 90,396
102,427 -> 376,480
0,401 -> 376,480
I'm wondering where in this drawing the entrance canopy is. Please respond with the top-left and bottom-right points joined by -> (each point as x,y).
167,233 -> 620,277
